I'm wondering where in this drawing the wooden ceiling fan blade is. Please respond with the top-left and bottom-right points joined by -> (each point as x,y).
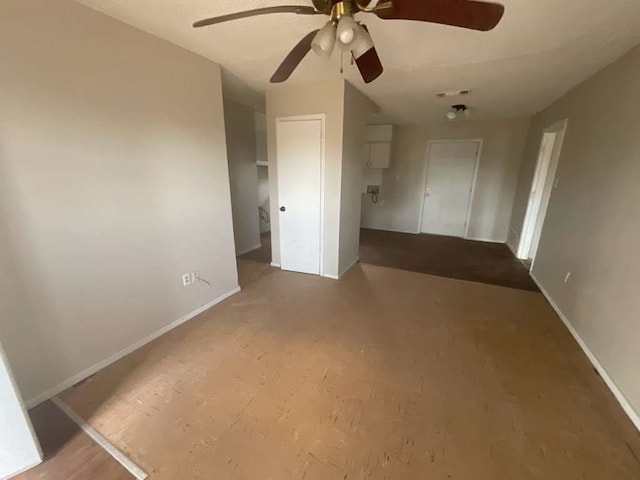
355,25 -> 383,84
270,30 -> 320,83
374,0 -> 505,32
193,6 -> 318,28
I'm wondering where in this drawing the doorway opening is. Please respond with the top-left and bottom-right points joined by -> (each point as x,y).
419,140 -> 482,238
517,119 -> 568,264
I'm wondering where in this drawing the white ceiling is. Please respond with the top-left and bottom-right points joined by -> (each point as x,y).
73,0 -> 640,123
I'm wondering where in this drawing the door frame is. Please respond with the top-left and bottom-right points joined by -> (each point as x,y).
517,119 -> 568,264
418,139 -> 483,238
275,114 -> 326,276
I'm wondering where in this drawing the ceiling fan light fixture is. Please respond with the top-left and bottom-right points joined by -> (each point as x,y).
311,22 -> 337,57
351,24 -> 374,58
447,104 -> 470,121
336,15 -> 359,50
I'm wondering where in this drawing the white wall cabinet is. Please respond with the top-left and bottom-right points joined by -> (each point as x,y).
365,124 -> 393,142
364,124 -> 393,169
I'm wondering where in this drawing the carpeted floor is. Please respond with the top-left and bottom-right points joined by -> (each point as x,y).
242,229 -> 537,291
238,232 -> 272,264
57,260 -> 640,479
359,228 -> 538,291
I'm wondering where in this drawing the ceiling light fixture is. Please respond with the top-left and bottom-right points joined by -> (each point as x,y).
447,104 -> 471,120
311,21 -> 337,57
336,15 -> 360,50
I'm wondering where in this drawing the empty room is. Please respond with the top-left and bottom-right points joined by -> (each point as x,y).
2,1 -> 640,479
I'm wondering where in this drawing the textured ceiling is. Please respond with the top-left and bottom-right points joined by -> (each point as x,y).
73,0 -> 640,123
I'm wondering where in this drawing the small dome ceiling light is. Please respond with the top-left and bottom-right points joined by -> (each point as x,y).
447,104 -> 470,121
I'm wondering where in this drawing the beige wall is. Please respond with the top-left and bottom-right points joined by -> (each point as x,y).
361,118 -> 530,242
266,80 -> 346,277
0,0 -> 238,403
509,44 -> 640,418
223,99 -> 261,255
339,83 -> 377,275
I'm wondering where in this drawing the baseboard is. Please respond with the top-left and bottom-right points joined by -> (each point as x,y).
530,273 -> 640,433
361,226 -> 420,235
236,242 -> 262,256
25,286 -> 241,408
270,262 -> 281,268
338,257 -> 360,278
51,397 -> 147,479
465,236 -> 504,244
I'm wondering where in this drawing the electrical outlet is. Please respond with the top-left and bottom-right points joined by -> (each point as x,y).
192,271 -> 200,283
182,273 -> 192,287
564,271 -> 571,283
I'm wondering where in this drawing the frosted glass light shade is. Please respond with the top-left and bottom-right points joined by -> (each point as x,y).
336,15 -> 359,50
311,22 -> 336,58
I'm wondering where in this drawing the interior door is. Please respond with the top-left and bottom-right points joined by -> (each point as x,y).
276,118 -> 323,275
0,342 -> 41,478
421,141 -> 479,237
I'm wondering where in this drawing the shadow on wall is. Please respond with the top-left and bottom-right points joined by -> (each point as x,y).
258,166 -> 270,234
0,144 -> 60,404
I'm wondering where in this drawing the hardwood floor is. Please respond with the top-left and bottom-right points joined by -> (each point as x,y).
56,260 -> 640,479
359,228 -> 538,291
14,401 -> 133,480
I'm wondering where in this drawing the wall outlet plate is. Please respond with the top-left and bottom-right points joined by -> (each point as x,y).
182,273 -> 192,287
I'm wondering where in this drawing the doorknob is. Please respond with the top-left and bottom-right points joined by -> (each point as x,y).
280,206 -> 286,212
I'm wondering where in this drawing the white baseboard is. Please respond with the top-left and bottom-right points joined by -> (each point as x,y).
361,226 -> 420,235
530,273 -> 640,433
25,286 -> 241,408
236,242 -> 262,256
465,236 -> 504,244
51,397 -> 147,479
339,257 -> 360,278
270,262 -> 281,268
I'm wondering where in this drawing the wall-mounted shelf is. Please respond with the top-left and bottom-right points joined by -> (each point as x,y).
256,161 -> 269,167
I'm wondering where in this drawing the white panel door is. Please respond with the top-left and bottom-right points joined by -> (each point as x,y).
276,118 -> 323,275
0,343 -> 41,479
421,141 -> 479,237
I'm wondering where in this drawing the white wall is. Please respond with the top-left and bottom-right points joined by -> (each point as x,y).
509,44 -> 640,422
266,80 -> 375,277
338,83 -> 377,275
223,99 -> 261,255
361,118 -> 531,242
0,0 -> 238,405
266,81 -> 346,277
0,343 -> 41,479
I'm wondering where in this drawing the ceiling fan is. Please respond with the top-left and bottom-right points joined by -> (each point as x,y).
193,0 -> 505,84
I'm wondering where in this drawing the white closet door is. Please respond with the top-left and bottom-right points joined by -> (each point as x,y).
276,118 -> 323,275
421,141 -> 479,237
0,343 -> 41,478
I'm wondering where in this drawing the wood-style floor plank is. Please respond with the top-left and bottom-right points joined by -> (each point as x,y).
14,400 -> 134,480
56,260 -> 640,479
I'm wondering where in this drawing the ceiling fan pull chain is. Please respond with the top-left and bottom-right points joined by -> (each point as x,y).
340,50 -> 344,74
